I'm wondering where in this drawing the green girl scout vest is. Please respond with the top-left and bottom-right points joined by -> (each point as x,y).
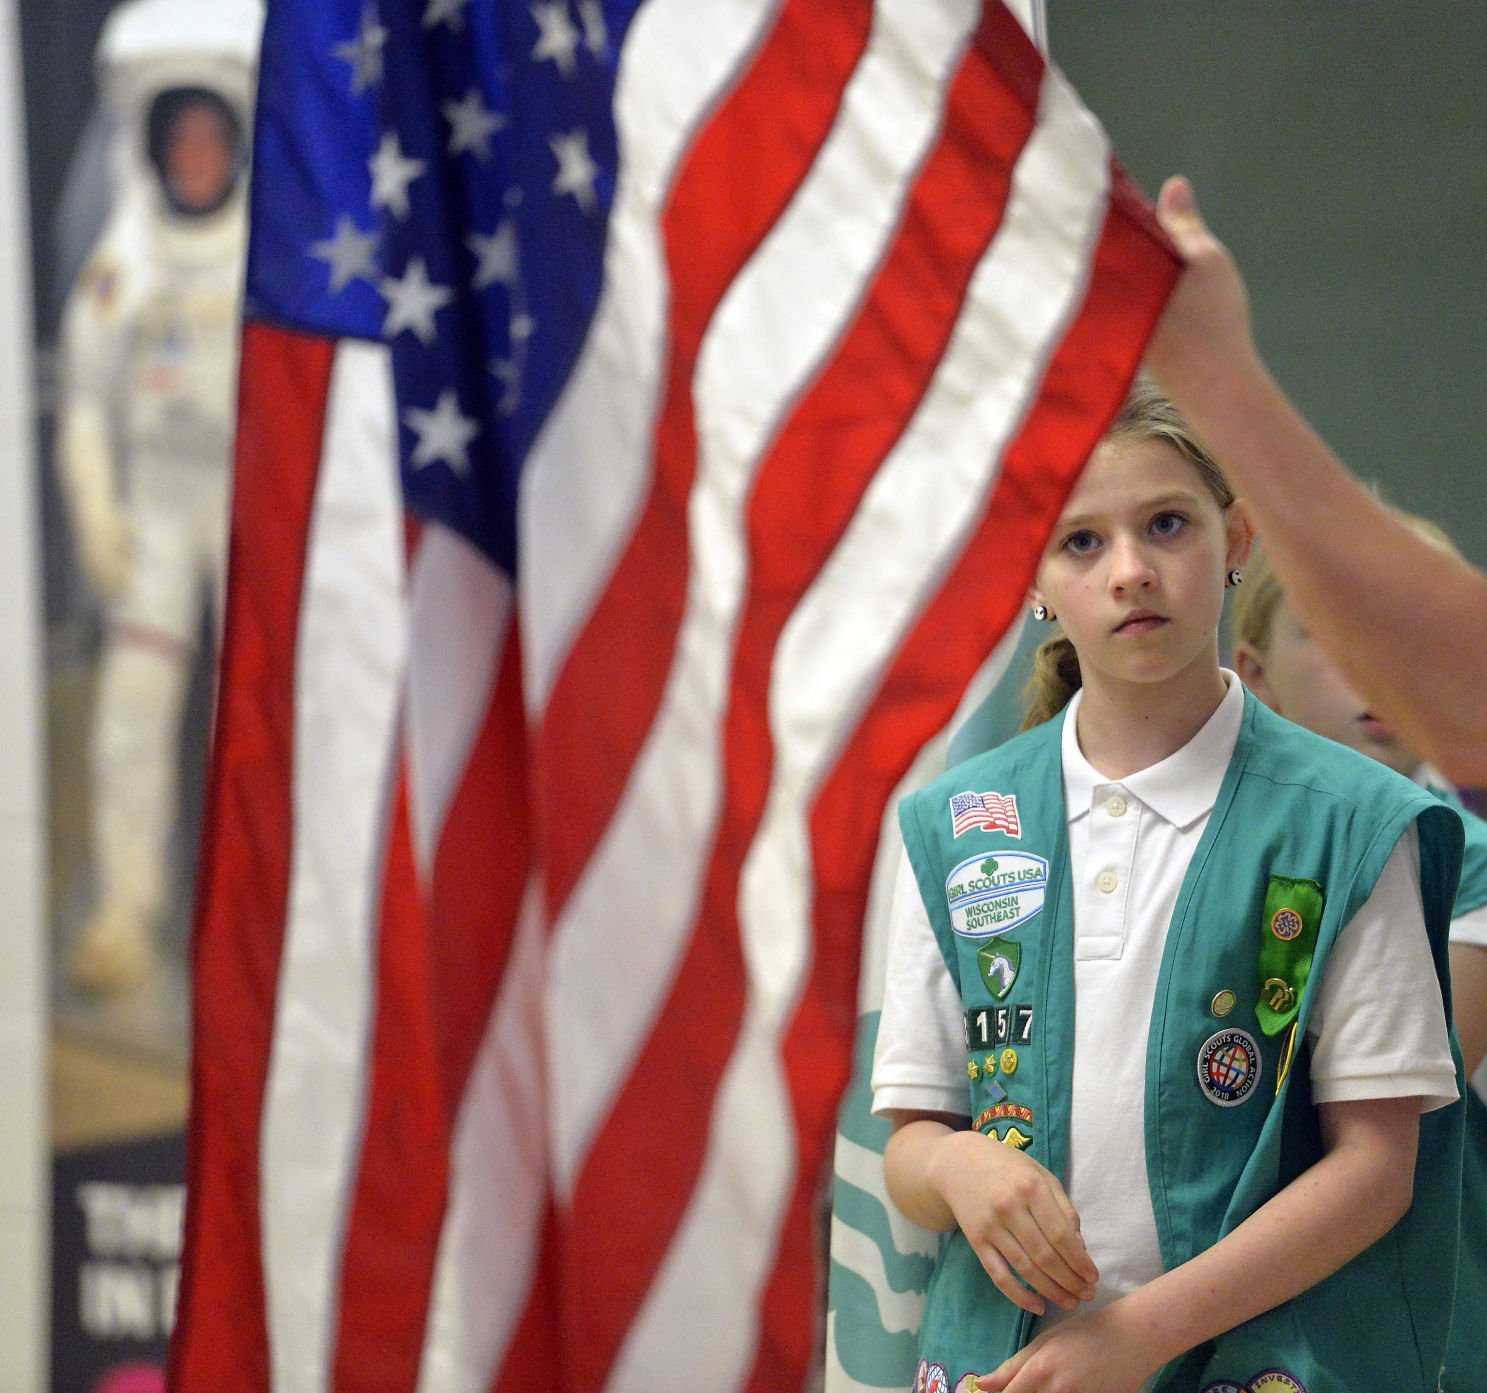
1432,784 -> 1487,1393
897,694 -> 1465,1393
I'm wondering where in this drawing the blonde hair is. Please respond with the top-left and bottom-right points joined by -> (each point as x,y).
1021,378 -> 1235,730
1234,502 -> 1460,656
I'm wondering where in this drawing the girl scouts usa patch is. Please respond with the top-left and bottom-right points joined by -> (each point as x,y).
945,851 -> 1049,937
1197,1028 -> 1262,1106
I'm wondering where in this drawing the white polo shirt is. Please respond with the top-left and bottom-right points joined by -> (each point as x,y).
872,675 -> 1457,1316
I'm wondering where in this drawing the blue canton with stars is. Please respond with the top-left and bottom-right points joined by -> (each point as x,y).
246,0 -> 646,576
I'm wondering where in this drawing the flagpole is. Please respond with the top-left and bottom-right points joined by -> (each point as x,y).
0,0 -> 49,1387
1011,0 -> 1048,54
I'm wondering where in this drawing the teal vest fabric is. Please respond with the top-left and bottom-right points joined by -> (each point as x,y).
1433,783 -> 1487,1392
898,694 -> 1465,1393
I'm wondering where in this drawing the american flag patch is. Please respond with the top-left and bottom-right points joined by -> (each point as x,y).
949,789 -> 1022,839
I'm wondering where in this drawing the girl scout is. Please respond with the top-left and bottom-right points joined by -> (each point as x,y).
872,382 -> 1464,1393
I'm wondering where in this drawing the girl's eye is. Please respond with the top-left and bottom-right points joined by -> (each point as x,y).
1149,511 -> 1186,538
1062,530 -> 1099,556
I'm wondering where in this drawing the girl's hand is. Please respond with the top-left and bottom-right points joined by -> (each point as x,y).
927,1129 -> 1098,1316
975,1304 -> 1157,1393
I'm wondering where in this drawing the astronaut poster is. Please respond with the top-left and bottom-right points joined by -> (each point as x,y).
27,2 -> 261,1388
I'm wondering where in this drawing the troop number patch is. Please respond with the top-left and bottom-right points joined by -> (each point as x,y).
1196,1028 -> 1261,1107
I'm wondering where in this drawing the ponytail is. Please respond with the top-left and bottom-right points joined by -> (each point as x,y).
1021,631 -> 1081,730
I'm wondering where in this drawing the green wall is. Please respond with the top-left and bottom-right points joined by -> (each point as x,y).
1050,3 -> 1487,566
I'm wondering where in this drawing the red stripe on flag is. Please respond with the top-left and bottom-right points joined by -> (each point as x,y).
170,322 -> 337,1391
536,0 -> 875,918
334,618 -> 532,1391
565,8 -> 1044,1384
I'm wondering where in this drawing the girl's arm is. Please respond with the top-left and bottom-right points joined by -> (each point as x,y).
1145,176 -> 1487,787
884,1112 -> 1099,1316
1450,941 -> 1487,1078
979,1093 -> 1420,1393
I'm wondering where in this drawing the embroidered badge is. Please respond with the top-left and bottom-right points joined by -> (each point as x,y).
977,940 -> 1021,999
1249,1373 -> 1306,1393
925,1363 -> 950,1393
946,853 -> 1049,938
1197,1384 -> 1247,1393
975,1099 -> 1033,1132
913,1360 -> 928,1393
964,1004 -> 1034,1050
1255,875 -> 1323,1037
1270,906 -> 1304,941
954,1374 -> 983,1393
998,1125 -> 1033,1149
1000,1048 -> 1019,1076
1197,1028 -> 1262,1107
949,789 -> 1022,839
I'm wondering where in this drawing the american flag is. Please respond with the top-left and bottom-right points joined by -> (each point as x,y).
168,1 -> 1178,1390
949,789 -> 1023,839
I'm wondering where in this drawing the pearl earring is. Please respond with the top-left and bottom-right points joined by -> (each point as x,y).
1031,603 -> 1051,622
1226,569 -> 1244,588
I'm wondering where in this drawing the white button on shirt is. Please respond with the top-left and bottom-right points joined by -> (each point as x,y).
872,674 -> 1457,1322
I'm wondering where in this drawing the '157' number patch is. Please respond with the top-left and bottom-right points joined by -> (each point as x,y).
964,1004 -> 1034,1050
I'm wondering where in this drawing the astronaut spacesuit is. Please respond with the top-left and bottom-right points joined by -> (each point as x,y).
58,0 -> 262,993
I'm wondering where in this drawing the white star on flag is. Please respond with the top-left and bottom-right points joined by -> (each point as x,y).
549,128 -> 599,212
369,132 -> 427,220
311,215 -> 379,293
380,257 -> 455,344
577,0 -> 607,57
332,8 -> 387,95
467,221 -> 519,290
443,88 -> 506,162
423,0 -> 473,33
531,1 -> 580,79
404,389 -> 480,473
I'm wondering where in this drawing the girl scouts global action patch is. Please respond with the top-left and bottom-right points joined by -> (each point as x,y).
1201,1374 -> 1306,1393
1197,1028 -> 1262,1106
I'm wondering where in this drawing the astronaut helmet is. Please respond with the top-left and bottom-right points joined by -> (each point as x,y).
96,0 -> 263,221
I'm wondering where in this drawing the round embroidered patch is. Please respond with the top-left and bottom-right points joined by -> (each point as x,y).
1250,1373 -> 1306,1393
1197,1028 -> 1262,1106
924,1363 -> 950,1393
1270,906 -> 1304,941
1198,1383 -> 1247,1393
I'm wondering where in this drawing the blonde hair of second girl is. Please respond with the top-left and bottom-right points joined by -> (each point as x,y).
1021,378 -> 1235,730
1233,503 -> 1461,657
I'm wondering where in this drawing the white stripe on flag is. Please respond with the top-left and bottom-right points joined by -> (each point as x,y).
521,0 -> 777,712
417,885 -> 547,1393
260,340 -> 403,1393
406,525 -> 512,874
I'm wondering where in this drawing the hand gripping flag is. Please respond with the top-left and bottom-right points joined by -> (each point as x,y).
168,3 -> 1179,1391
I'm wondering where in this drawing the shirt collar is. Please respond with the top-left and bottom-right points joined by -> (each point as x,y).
1061,671 -> 1246,830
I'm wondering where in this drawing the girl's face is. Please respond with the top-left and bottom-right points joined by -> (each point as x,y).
1029,435 -> 1249,699
1234,602 -> 1422,778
